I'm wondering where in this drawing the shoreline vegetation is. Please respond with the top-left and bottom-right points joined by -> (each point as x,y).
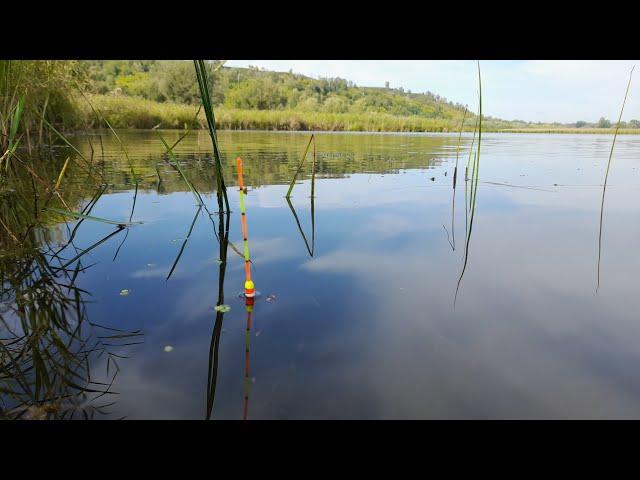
79,94 -> 640,135
3,60 -> 640,152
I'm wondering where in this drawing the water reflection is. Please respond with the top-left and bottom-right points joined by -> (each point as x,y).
5,130 -> 640,419
1,167 -> 141,419
286,196 -> 315,257
242,296 -> 254,421
206,208 -> 230,420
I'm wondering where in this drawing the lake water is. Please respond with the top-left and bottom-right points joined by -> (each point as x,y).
3,130 -> 640,419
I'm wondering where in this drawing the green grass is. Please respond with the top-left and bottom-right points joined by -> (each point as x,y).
78,94 -> 640,134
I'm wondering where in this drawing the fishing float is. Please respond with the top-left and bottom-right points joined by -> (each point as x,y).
236,157 -> 255,299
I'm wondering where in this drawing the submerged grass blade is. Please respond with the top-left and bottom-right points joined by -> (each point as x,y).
44,207 -> 143,226
597,65 -> 635,292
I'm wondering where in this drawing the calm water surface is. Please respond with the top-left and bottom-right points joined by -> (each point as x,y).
3,130 -> 640,419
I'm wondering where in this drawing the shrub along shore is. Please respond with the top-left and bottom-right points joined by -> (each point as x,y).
78,95 -> 640,134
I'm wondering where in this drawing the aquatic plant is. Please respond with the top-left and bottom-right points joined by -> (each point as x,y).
0,96 -> 24,172
286,196 -> 315,257
44,207 -> 142,227
194,60 -> 229,213
444,108 -> 469,250
0,60 -> 82,154
597,65 -> 635,292
286,134 -> 316,198
206,205 -> 231,420
455,61 -> 482,305
0,165 -> 141,419
155,130 -> 204,207
453,107 -> 468,190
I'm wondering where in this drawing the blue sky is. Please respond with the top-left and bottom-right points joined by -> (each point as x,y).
225,60 -> 640,124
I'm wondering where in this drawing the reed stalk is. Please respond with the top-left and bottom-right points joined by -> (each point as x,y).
286,134 -> 316,198
597,65 -> 635,291
455,61 -> 482,305
194,60 -> 229,213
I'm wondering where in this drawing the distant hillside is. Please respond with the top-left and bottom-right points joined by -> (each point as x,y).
83,60 -> 474,119
76,61 -> 639,133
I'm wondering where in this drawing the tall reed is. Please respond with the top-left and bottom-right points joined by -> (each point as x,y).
286,134 -> 316,198
455,61 -> 482,305
597,65 -> 635,291
194,60 -> 229,213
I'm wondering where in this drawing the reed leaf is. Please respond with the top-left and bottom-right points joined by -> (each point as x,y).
44,207 -> 143,226
455,61 -> 482,305
597,65 -> 635,292
54,157 -> 70,191
194,60 -> 229,213
286,134 -> 316,198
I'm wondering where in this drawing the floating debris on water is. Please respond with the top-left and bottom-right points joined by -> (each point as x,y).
266,294 -> 277,302
119,289 -> 130,296
164,345 -> 174,353
214,304 -> 231,313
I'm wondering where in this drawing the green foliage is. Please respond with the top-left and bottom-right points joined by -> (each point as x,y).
115,71 -> 158,98
81,61 -> 471,123
0,60 -> 84,153
5,60 -> 639,137
598,117 -> 612,128
225,76 -> 288,110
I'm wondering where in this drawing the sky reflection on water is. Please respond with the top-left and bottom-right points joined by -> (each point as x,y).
4,131 -> 640,419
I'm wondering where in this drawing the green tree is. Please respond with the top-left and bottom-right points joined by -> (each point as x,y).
322,95 -> 349,113
598,117 -> 611,128
115,71 -> 159,99
154,61 -> 200,104
225,77 -> 288,110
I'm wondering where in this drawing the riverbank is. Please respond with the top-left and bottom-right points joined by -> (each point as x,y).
77,95 -> 640,135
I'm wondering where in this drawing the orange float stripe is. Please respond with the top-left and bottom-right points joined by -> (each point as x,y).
236,157 -> 253,286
